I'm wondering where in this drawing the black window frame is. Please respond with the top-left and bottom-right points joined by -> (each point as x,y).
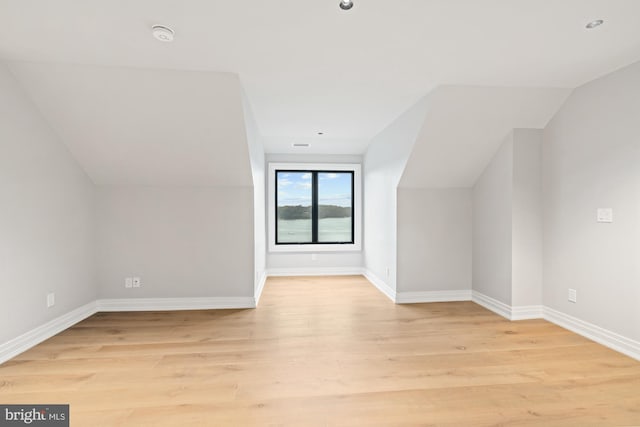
275,170 -> 355,245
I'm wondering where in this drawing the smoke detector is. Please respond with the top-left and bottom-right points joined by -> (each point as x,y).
152,25 -> 175,42
339,0 -> 354,10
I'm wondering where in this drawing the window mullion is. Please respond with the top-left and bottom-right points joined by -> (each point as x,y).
312,171 -> 319,243
350,172 -> 355,244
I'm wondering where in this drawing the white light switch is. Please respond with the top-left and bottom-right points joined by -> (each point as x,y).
568,288 -> 577,303
597,208 -> 613,223
47,293 -> 55,308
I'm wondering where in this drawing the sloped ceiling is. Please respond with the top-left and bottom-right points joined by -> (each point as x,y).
1,0 -> 640,156
8,62 -> 253,186
399,86 -> 572,188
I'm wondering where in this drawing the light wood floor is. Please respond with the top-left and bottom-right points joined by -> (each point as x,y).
1,276 -> 639,426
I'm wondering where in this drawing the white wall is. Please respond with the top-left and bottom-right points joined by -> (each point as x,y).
397,188 -> 472,292
85,73 -> 260,301
472,132 -> 514,305
0,63 -> 96,344
364,96 -> 431,290
96,187 -> 254,299
242,91 -> 267,292
512,129 -> 543,307
264,153 -> 363,273
472,130 -> 544,307
542,61 -> 640,342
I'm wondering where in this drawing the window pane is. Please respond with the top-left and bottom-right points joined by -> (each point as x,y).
318,172 -> 353,243
276,171 -> 312,243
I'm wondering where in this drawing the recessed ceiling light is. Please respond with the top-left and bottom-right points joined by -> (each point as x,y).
152,25 -> 175,42
339,0 -> 354,10
293,143 -> 311,148
585,19 -> 604,29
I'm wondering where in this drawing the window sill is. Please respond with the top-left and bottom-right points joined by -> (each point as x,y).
269,242 -> 362,253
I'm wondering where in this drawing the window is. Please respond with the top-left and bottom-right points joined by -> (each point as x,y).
276,171 -> 354,245
269,163 -> 361,252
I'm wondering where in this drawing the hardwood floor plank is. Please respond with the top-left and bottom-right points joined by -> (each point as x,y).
1,275 -> 639,426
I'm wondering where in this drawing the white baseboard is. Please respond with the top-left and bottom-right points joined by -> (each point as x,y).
472,291 -> 512,320
3,289 -> 638,367
471,291 -> 544,321
363,269 -> 396,302
267,267 -> 364,277
96,297 -> 256,312
544,307 -> 640,362
471,291 -> 639,361
0,301 -> 97,365
254,271 -> 268,306
396,290 -> 472,304
511,305 -> 545,320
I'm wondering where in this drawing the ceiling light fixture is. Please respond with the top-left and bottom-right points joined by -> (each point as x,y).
339,0 -> 354,11
152,25 -> 175,42
585,19 -> 604,29
317,132 -> 324,135
293,143 -> 311,148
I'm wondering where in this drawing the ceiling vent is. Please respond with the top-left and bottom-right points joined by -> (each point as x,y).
585,19 -> 604,29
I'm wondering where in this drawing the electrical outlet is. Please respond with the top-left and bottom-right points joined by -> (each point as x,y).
133,277 -> 141,288
46,293 -> 55,308
568,288 -> 577,303
125,277 -> 133,288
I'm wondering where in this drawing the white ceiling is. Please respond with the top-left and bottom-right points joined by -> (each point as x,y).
399,86 -> 572,188
8,62 -> 253,186
1,0 -> 640,155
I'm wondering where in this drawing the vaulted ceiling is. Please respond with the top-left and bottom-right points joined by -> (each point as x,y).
1,0 -> 639,185
9,62 -> 253,186
400,86 -> 572,188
